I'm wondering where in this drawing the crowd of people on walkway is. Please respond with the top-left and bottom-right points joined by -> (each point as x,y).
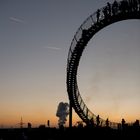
80,0 -> 140,43
88,114 -> 140,130
96,0 -> 140,22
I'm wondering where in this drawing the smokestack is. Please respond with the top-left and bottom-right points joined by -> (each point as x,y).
56,102 -> 69,128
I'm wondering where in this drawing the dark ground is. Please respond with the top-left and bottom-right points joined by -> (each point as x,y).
0,126 -> 140,140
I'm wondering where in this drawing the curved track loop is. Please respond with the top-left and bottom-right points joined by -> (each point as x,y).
67,0 -> 140,128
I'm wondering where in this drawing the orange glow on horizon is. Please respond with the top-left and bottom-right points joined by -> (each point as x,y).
0,109 -> 139,128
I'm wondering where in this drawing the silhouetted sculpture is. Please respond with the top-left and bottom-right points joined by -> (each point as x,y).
67,0 -> 140,130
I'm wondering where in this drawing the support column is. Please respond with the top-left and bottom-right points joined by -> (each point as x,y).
69,100 -> 72,127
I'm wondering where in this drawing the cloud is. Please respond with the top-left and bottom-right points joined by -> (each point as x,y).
43,46 -> 61,51
9,17 -> 26,24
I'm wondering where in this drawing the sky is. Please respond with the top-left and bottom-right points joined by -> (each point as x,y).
0,0 -> 140,128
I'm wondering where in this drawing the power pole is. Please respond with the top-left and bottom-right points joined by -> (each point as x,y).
19,117 -> 24,128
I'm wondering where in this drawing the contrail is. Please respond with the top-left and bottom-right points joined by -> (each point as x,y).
44,46 -> 61,51
9,17 -> 26,24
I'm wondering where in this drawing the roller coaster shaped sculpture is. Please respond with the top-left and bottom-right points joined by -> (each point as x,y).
67,0 -> 140,128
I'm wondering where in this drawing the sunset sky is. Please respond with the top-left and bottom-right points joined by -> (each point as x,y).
0,0 -> 140,128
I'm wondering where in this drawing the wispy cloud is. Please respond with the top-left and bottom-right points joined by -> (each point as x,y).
43,46 -> 61,51
9,17 -> 26,24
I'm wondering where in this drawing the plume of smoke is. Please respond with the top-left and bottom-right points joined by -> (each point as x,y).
56,102 -> 69,127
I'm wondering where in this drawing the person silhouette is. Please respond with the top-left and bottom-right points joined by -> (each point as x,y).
121,118 -> 126,130
96,9 -> 100,22
112,0 -> 118,15
138,0 -> 140,11
96,115 -> 100,127
107,2 -> 111,16
106,118 -> 109,127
